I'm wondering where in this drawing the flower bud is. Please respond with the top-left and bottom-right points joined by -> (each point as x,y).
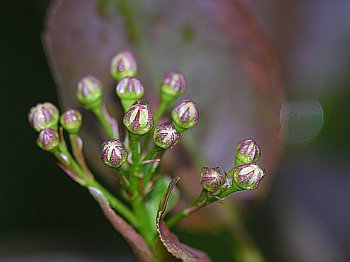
110,51 -> 137,81
101,139 -> 128,168
153,124 -> 181,149
200,167 -> 225,193
235,139 -> 261,165
233,164 -> 265,190
76,76 -> 103,109
171,99 -> 199,131
123,103 -> 154,135
36,128 -> 60,152
28,102 -> 59,132
160,71 -> 187,100
60,109 -> 82,134
116,77 -> 144,100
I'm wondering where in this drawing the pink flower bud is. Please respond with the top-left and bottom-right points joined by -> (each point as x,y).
116,77 -> 144,100
101,139 -> 128,168
160,71 -> 187,99
200,167 -> 225,193
235,139 -> 261,165
123,103 -> 154,135
28,102 -> 59,132
233,163 -> 265,190
110,51 -> 137,81
171,99 -> 199,131
36,128 -> 59,152
60,109 -> 82,134
76,76 -> 103,109
153,124 -> 181,149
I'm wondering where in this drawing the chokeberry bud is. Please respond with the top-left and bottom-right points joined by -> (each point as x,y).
36,128 -> 60,152
233,163 -> 265,190
28,102 -> 59,132
160,71 -> 187,101
101,139 -> 128,168
116,77 -> 144,111
235,139 -> 261,165
153,124 -> 182,149
123,103 -> 154,135
200,167 -> 225,193
110,51 -> 137,81
76,76 -> 103,109
60,109 -> 82,134
171,99 -> 199,131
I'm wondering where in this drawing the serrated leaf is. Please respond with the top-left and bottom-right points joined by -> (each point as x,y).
156,178 -> 211,262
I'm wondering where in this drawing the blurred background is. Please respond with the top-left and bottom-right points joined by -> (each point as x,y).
1,0 -> 349,261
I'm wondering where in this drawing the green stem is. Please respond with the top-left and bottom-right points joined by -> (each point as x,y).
130,134 -> 154,245
167,183 -> 243,228
92,106 -> 115,139
121,99 -> 137,112
87,179 -> 138,227
69,133 -> 92,179
143,149 -> 164,186
143,146 -> 159,161
54,144 -> 138,227
154,99 -> 171,125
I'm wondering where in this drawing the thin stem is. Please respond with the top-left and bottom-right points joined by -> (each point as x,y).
92,105 -> 117,139
87,179 -> 138,227
69,133 -> 92,179
167,183 -> 243,228
54,144 -> 138,227
130,134 -> 155,245
154,99 -> 171,125
143,150 -> 164,186
166,189 -> 207,228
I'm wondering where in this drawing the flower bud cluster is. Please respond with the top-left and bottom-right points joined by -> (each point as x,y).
30,49 -> 268,239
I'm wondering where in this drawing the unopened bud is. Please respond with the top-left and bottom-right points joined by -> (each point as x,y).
235,139 -> 261,165
123,103 -> 154,135
28,102 -> 59,132
101,139 -> 128,168
160,71 -> 186,100
153,124 -> 181,149
36,128 -> 59,152
76,76 -> 103,109
110,51 -> 137,81
200,167 -> 225,193
233,164 -> 265,190
171,99 -> 199,131
116,77 -> 144,100
60,109 -> 82,134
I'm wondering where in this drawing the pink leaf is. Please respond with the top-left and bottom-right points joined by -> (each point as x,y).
89,187 -> 156,262
156,178 -> 211,261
